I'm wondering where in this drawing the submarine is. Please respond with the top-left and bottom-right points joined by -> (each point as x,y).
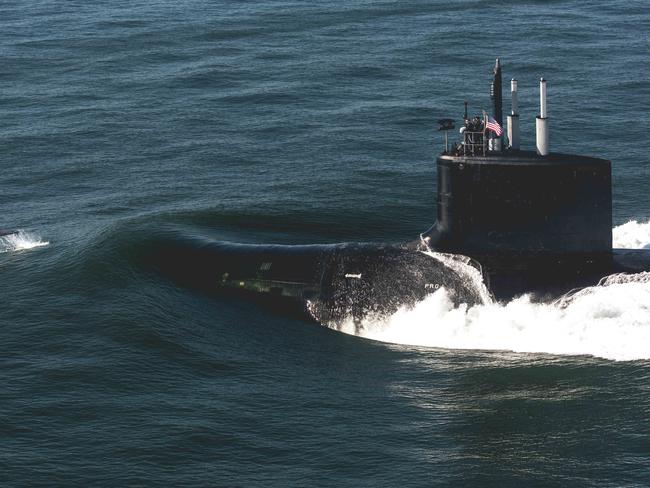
154,59 -> 650,329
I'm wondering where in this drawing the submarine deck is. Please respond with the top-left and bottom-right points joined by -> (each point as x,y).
439,150 -> 609,166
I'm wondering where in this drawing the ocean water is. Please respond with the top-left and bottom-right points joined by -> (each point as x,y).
2,1 -> 650,486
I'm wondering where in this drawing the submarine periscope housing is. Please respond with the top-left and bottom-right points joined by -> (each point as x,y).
423,59 -> 612,297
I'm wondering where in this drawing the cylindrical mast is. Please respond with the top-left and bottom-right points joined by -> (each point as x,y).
536,78 -> 549,156
540,77 -> 547,118
507,78 -> 520,150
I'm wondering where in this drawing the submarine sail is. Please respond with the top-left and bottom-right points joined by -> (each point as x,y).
422,58 -> 650,299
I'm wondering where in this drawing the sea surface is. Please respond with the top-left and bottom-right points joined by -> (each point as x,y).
2,1 -> 650,486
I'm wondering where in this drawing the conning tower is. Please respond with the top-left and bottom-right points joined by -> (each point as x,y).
428,59 -> 612,295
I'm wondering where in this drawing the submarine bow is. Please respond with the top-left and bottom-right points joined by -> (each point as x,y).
152,236 -> 486,327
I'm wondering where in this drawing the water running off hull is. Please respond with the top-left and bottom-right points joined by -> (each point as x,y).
150,236 -> 487,327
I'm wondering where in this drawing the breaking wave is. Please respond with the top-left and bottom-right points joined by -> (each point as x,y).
0,230 -> 49,253
337,220 -> 650,362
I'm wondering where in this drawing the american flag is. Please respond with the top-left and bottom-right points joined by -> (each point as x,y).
486,115 -> 503,136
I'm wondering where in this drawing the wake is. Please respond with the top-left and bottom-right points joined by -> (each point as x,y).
336,220 -> 650,361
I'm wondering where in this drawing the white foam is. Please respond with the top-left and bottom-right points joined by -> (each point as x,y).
0,230 -> 49,253
613,219 -> 650,249
336,220 -> 650,362
350,276 -> 650,361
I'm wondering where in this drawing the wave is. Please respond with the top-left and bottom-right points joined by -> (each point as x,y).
334,219 -> 650,362
0,230 -> 49,254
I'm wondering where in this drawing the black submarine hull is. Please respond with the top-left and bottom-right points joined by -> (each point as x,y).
152,237 -> 486,327
149,148 -> 649,323
151,232 -> 650,324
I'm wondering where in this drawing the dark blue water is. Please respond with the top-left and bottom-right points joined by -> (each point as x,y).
2,1 -> 650,486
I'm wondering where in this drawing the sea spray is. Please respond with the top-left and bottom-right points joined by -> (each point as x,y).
0,230 -> 49,253
613,219 -> 650,249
